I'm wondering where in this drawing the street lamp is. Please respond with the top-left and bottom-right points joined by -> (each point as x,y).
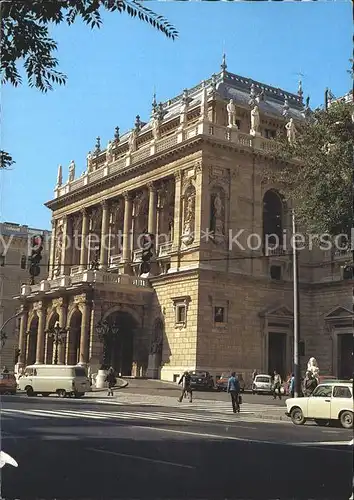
95,320 -> 119,369
45,321 -> 68,365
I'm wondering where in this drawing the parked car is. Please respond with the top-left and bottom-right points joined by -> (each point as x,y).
285,381 -> 353,429
189,371 -> 214,391
18,364 -> 91,398
0,373 -> 17,395
252,374 -> 273,395
216,373 -> 245,392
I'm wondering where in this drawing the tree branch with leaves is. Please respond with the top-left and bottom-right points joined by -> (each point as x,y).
265,100 -> 353,236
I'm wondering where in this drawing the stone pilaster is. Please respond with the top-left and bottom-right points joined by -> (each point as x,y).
18,308 -> 28,367
99,200 -> 109,270
49,219 -> 56,279
172,170 -> 182,252
122,192 -> 133,274
79,209 -> 89,271
79,301 -> 90,365
57,301 -> 67,364
35,303 -> 45,364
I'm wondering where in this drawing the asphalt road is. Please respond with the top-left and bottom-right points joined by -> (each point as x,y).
119,378 -> 286,405
1,394 -> 352,499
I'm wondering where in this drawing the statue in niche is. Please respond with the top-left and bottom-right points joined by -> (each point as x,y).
211,191 -> 225,239
250,105 -> 260,135
106,140 -> 114,163
68,160 -> 75,182
226,99 -> 237,128
183,191 -> 195,238
285,118 -> 296,145
128,129 -> 137,153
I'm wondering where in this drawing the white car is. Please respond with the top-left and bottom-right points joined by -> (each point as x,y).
252,374 -> 273,394
285,381 -> 353,429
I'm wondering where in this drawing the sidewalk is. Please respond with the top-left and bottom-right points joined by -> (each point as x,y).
89,377 -> 129,394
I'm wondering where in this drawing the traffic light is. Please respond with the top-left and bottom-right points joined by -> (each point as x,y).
341,265 -> 353,280
20,254 -> 27,270
140,233 -> 154,275
29,235 -> 43,280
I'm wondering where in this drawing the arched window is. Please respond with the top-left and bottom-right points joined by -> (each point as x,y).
263,190 -> 284,251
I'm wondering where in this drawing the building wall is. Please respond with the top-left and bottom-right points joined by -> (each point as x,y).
0,223 -> 50,370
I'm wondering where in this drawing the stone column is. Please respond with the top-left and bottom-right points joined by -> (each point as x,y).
99,200 -> 109,270
172,171 -> 182,252
79,209 -> 89,271
18,308 -> 28,367
35,304 -> 45,364
57,303 -> 67,364
194,162 -> 205,246
79,302 -> 90,365
49,219 -> 56,279
122,192 -> 133,274
147,183 -> 157,235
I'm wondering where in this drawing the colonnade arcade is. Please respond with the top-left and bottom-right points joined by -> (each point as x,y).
50,178 -> 176,278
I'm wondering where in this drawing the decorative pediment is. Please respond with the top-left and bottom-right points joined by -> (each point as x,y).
259,304 -> 293,318
324,306 -> 353,320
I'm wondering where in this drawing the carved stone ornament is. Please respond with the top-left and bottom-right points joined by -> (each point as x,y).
56,164 -> 63,186
74,294 -> 87,305
151,117 -> 160,141
134,191 -> 148,218
33,301 -> 43,311
52,297 -> 64,309
110,199 -> 124,230
226,99 -> 238,129
285,118 -> 296,145
250,105 -> 261,135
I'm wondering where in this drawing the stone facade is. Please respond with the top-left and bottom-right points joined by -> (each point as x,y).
0,222 -> 50,370
15,61 -> 353,382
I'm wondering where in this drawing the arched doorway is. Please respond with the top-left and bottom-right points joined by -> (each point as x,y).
27,316 -> 38,365
263,190 -> 284,250
103,311 -> 137,376
46,312 -> 59,364
68,309 -> 82,365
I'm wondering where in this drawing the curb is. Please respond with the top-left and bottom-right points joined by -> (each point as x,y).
91,379 -> 129,393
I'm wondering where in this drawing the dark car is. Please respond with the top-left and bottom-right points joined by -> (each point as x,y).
189,371 -> 214,391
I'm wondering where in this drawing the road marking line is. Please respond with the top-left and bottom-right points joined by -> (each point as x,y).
86,447 -> 196,469
131,425 -> 352,451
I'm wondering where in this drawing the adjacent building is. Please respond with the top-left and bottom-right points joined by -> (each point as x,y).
0,222 -> 50,370
15,59 -> 353,384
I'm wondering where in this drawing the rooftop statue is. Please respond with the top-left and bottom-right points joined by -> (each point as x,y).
86,151 -> 93,173
106,140 -> 113,163
250,104 -> 260,136
285,118 -> 296,144
68,160 -> 75,183
128,129 -> 137,153
226,99 -> 237,129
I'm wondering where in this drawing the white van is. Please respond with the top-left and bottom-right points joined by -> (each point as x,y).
18,365 -> 91,398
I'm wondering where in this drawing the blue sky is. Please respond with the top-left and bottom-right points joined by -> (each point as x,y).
1,1 -> 352,230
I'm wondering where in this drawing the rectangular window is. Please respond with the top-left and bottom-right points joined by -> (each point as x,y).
214,307 -> 225,323
176,305 -> 186,324
333,386 -> 352,398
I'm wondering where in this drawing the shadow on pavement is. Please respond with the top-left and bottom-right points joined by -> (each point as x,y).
2,418 -> 352,500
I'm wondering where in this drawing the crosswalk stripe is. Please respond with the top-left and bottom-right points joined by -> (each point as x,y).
1,407 -> 281,425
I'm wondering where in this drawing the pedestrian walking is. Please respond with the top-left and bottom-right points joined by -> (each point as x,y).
178,371 -> 193,403
105,367 -> 116,396
272,370 -> 282,400
288,373 -> 295,397
227,372 -> 240,413
303,371 -> 318,396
